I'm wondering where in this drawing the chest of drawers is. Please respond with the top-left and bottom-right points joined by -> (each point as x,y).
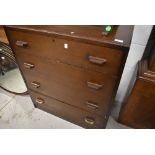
5,25 -> 133,128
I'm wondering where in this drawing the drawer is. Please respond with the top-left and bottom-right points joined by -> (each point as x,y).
16,53 -> 118,116
7,29 -> 125,76
30,90 -> 107,128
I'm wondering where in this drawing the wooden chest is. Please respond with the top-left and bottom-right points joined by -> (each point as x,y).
5,26 -> 133,128
119,60 -> 155,128
119,26 -> 155,128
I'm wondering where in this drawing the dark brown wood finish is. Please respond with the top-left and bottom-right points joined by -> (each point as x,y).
119,26 -> 155,129
5,25 -> 133,128
30,90 -> 107,129
5,30 -> 125,76
119,60 -> 155,128
149,45 -> 155,71
14,53 -> 118,116
5,25 -> 133,49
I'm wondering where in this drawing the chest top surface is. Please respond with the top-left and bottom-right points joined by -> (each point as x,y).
5,25 -> 133,50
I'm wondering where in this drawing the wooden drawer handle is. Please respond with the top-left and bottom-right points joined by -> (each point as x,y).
88,56 -> 107,65
31,81 -> 40,88
24,62 -> 34,69
87,81 -> 103,90
86,101 -> 99,109
35,98 -> 44,104
85,117 -> 95,125
16,40 -> 28,47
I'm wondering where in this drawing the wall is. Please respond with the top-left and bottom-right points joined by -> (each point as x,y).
112,25 -> 153,119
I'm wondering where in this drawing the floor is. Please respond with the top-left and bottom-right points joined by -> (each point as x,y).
0,68 -> 27,93
0,87 -> 130,129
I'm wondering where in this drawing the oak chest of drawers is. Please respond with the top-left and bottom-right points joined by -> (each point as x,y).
5,26 -> 133,128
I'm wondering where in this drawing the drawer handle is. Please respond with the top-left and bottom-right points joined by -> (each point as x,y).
86,101 -> 99,109
88,56 -> 107,65
35,98 -> 44,104
85,117 -> 95,125
31,81 -> 40,88
16,40 -> 28,47
87,81 -> 103,90
24,62 -> 34,69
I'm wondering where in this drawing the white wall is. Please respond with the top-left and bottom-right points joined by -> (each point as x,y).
112,25 -> 153,119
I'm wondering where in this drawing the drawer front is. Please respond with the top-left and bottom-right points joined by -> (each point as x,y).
7,29 -> 124,76
16,53 -> 117,116
30,90 -> 107,128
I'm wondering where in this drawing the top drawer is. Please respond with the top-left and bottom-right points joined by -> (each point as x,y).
6,30 -> 125,76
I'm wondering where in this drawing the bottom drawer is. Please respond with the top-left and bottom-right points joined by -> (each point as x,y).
29,90 -> 107,129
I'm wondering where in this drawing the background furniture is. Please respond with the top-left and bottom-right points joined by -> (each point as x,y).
0,26 -> 8,44
0,26 -> 27,94
5,26 -> 133,128
119,26 -> 155,128
114,26 -> 153,119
